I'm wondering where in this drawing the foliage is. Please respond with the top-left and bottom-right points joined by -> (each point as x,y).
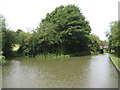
17,32 -> 32,56
12,44 -> 20,51
13,5 -> 101,57
0,15 -> 18,58
108,21 -> 120,57
90,51 -> 99,55
0,5 -> 102,59
0,51 -> 6,65
109,54 -> 120,68
99,40 -> 108,46
2,30 -> 18,57
35,53 -> 70,59
0,15 -> 5,51
1,56 -> 6,64
34,5 -> 92,56
109,22 -> 119,47
89,34 -> 100,52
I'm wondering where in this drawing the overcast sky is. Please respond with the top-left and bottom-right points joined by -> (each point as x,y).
0,0 -> 119,40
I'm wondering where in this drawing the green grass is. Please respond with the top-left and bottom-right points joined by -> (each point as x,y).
109,54 -> 120,68
91,51 -> 99,55
35,53 -> 70,59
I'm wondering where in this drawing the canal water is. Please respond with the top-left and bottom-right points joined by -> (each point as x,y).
2,53 -> 119,88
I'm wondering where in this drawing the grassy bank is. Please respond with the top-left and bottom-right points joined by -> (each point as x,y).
109,54 -> 120,69
91,51 -> 100,55
35,53 -> 70,59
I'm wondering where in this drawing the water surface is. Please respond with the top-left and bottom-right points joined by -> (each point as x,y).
3,53 -> 118,88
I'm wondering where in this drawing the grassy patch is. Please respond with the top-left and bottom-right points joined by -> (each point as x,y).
35,53 -> 70,59
91,51 -> 99,55
109,54 -> 120,68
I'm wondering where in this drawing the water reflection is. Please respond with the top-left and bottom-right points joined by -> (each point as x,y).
2,54 -> 118,88
87,53 -> 118,88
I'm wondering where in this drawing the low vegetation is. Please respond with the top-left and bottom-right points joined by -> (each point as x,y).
0,51 -> 6,65
35,53 -> 70,59
109,54 -> 120,68
107,21 -> 120,69
0,5 -> 110,60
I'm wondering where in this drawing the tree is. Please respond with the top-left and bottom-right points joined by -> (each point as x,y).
0,15 -> 6,51
36,5 -> 91,56
0,15 -> 17,58
17,32 -> 32,56
16,29 -> 23,35
89,34 -> 100,52
108,21 -> 120,57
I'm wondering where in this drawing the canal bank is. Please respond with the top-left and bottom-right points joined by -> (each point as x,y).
109,54 -> 120,73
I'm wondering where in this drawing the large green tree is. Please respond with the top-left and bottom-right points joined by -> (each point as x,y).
36,5 -> 91,56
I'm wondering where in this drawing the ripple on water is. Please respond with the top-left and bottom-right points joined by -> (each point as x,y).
2,54 -> 119,88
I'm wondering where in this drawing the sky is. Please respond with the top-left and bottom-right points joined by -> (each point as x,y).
0,0 -> 119,40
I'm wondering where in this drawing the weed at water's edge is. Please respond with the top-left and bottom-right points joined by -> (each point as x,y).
35,53 -> 70,59
109,54 -> 120,68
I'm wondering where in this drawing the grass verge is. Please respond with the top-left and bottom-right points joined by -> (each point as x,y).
109,54 -> 120,69
35,53 -> 70,59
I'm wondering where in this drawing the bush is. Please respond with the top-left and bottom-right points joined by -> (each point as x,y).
0,51 -> 6,65
0,55 -> 6,65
